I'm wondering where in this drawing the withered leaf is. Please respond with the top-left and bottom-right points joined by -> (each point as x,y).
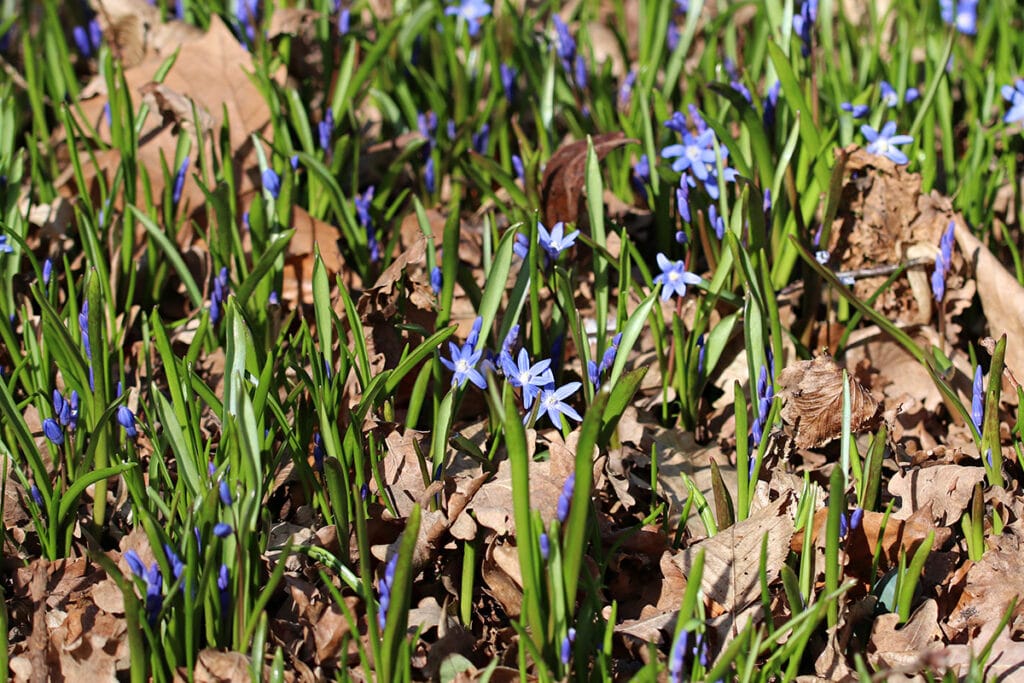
540,132 -> 636,226
887,465 -> 986,526
672,494 -> 795,611
138,82 -> 215,139
778,354 -> 881,448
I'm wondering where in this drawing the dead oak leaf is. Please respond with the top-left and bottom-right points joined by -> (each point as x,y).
540,132 -> 637,225
778,354 -> 881,449
868,599 -> 942,673
672,494 -> 795,612
887,465 -> 986,526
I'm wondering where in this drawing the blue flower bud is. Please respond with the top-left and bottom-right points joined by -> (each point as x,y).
43,418 -> 64,445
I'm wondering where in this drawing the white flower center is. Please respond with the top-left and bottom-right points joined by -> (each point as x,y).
685,144 -> 702,162
456,359 -> 471,373
668,270 -> 681,282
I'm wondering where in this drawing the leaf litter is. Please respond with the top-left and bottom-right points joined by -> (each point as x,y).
4,3 -> 1024,681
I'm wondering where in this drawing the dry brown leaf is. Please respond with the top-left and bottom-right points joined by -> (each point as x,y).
955,221 -> 1024,373
648,428 -> 736,535
887,465 -> 986,526
540,132 -> 636,225
778,354 -> 881,448
828,146 -> 971,332
946,529 -> 1024,640
193,649 -> 251,682
868,599 -> 942,673
672,495 -> 795,611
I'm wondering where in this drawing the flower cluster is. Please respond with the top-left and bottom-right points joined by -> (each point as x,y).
792,0 -> 818,56
377,553 -> 399,630
124,550 -> 163,626
318,107 -> 334,154
210,266 -> 230,324
971,364 -> 984,432
43,389 -> 80,446
931,220 -> 955,302
751,364 -> 774,452
355,186 -> 378,262
72,19 -> 102,59
172,157 -> 190,208
552,15 -> 587,90
587,333 -> 622,388
661,109 -> 738,200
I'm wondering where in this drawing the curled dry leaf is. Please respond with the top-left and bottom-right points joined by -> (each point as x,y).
540,132 -> 637,226
193,649 -> 251,683
828,146 -> 971,332
777,354 -> 881,449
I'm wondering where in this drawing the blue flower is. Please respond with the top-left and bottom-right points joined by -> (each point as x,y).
261,168 -> 281,199
430,266 -> 443,294
502,349 -> 554,409
840,102 -> 869,118
931,221 -> 955,301
792,0 -> 818,56
355,186 -> 379,262
445,0 -> 491,38
971,365 -> 984,431
377,553 -> 399,630
668,628 -> 690,682
219,480 -> 234,506
0,235 -> 15,253
861,122 -> 913,165
218,564 -> 230,613
536,382 -> 583,429
940,0 -> 977,35
117,405 -> 138,439
538,532 -> 550,560
556,472 -> 575,522
172,156 -> 190,207
618,69 -> 637,107
43,417 -> 64,445
441,341 -> 487,390
210,266 -> 230,324
560,627 -> 576,665
318,107 -> 334,153
880,80 -> 899,108
500,63 -> 517,103
662,130 -> 718,180
654,254 -> 702,301
1001,80 -> 1024,124
763,80 -> 781,129
124,550 -> 163,626
538,221 -> 579,260
552,15 -> 576,66
472,123 -> 490,155
338,7 -> 350,35
213,522 -> 233,538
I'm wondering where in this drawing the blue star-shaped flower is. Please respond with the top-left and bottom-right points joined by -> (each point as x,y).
538,221 -> 579,260
861,122 -> 914,165
445,0 -> 491,38
1002,80 -> 1024,124
535,382 -> 583,428
501,348 -> 554,409
654,253 -> 702,301
441,341 -> 487,390
940,0 -> 977,35
661,130 -> 717,180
